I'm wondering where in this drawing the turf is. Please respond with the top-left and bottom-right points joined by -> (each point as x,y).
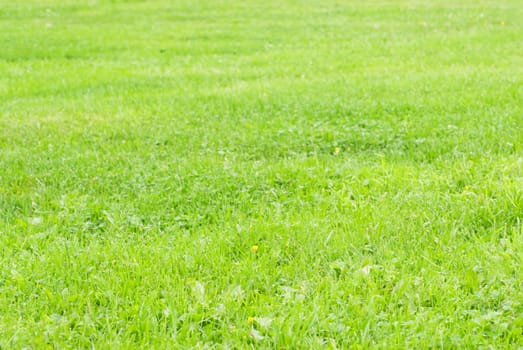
1,0 -> 523,348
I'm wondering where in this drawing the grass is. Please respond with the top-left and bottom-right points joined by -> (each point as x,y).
1,0 -> 523,347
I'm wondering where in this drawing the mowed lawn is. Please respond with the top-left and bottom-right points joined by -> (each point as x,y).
1,0 -> 523,348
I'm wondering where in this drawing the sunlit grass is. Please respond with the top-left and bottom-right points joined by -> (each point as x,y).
1,0 -> 523,347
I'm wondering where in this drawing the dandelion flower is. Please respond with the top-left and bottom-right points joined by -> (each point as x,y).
248,316 -> 255,323
251,245 -> 259,253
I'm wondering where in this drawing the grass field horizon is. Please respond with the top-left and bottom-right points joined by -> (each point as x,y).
1,0 -> 523,348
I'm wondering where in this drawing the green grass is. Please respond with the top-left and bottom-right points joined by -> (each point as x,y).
1,0 -> 523,348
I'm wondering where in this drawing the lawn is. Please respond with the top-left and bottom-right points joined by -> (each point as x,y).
1,0 -> 523,348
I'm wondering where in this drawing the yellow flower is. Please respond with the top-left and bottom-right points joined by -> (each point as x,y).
334,147 -> 341,155
251,245 -> 259,253
247,316 -> 255,323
